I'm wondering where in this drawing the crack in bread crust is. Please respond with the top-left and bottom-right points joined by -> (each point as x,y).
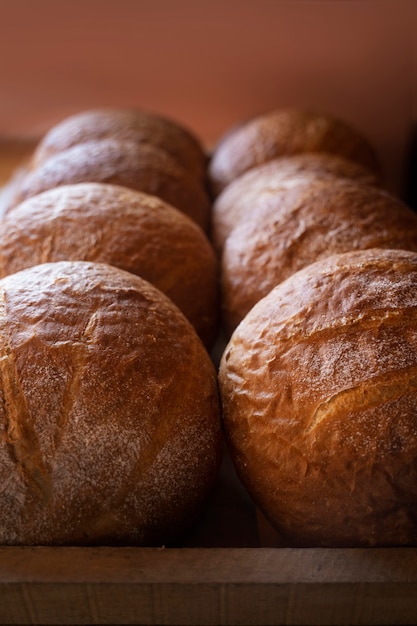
52,310 -> 100,454
0,286 -> 52,502
268,306 -> 417,355
305,366 -> 417,435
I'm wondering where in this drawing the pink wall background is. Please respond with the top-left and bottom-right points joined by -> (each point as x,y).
0,0 -> 414,194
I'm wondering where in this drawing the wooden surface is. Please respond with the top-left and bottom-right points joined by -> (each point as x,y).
0,546 -> 417,625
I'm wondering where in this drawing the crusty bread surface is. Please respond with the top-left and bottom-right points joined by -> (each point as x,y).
31,108 -> 207,183
0,261 -> 222,546
212,152 -> 380,253
219,248 -> 417,547
209,108 -> 380,194
8,139 -> 210,231
0,183 -> 218,347
221,178 -> 417,332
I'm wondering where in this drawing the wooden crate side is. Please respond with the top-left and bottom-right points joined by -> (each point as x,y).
0,547 -> 417,625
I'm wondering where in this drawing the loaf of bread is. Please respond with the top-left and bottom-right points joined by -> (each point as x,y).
219,248 -> 417,547
7,139 -> 210,231
209,108 -> 380,194
0,260 -> 222,545
221,178 -> 417,332
0,183 -> 219,348
212,152 -> 380,252
31,108 -> 207,183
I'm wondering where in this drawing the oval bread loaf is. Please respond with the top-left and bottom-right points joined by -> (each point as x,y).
212,152 -> 380,252
0,183 -> 219,347
8,139 -> 210,231
220,248 -> 417,547
31,108 -> 207,183
0,261 -> 222,546
221,178 -> 417,332
209,108 -> 380,194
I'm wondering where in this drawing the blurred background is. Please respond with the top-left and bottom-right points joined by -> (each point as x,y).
0,0 -> 414,195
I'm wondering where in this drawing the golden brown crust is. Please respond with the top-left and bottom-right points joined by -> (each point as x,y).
0,260 -> 222,545
219,248 -> 417,547
212,152 -> 380,253
0,183 -> 219,348
9,139 -> 211,231
221,178 -> 417,332
209,109 -> 381,194
31,108 -> 207,183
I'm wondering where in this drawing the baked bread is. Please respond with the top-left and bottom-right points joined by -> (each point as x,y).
0,260 -> 222,545
219,248 -> 417,547
221,178 -> 417,332
7,139 -> 210,231
212,152 -> 380,252
0,183 -> 219,348
209,108 -> 380,194
31,108 -> 207,183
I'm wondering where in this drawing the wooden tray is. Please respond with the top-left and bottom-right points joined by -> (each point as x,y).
1,545 -> 417,626
0,139 -> 416,626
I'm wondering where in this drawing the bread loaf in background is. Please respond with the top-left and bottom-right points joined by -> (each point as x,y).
6,139 -> 211,231
0,260 -> 222,546
0,183 -> 219,348
219,248 -> 417,547
31,108 -> 208,184
209,108 -> 381,194
221,178 -> 417,332
211,152 -> 380,253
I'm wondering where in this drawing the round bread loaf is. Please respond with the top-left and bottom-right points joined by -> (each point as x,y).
0,183 -> 219,348
31,108 -> 207,183
220,248 -> 417,547
212,152 -> 380,253
0,260 -> 222,546
8,139 -> 210,231
222,178 -> 417,332
209,108 -> 380,194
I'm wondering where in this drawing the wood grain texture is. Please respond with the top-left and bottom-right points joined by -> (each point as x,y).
0,547 -> 417,625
